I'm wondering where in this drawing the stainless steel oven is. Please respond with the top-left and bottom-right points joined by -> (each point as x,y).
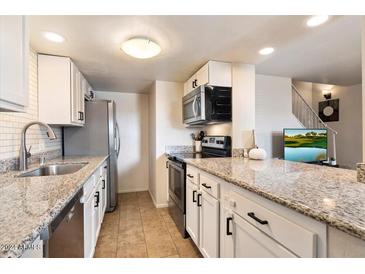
183,85 -> 232,125
167,157 -> 188,238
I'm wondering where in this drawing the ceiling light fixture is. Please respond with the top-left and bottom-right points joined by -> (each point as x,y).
43,31 -> 65,43
259,47 -> 274,55
306,15 -> 329,27
121,37 -> 161,59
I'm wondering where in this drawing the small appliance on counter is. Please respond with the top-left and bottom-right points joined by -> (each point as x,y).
167,136 -> 231,238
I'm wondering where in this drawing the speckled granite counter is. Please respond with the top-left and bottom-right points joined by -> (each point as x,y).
185,157 -> 365,241
0,155 -> 108,258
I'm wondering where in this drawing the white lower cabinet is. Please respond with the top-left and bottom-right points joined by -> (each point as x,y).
185,167 -> 220,258
83,161 -> 108,258
84,185 -> 96,258
186,179 -> 199,245
199,189 -> 219,258
187,164 -> 327,258
223,212 -> 296,258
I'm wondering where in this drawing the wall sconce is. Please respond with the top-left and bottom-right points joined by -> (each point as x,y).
322,89 -> 332,100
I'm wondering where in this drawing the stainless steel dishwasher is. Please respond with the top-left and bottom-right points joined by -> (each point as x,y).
40,189 -> 84,258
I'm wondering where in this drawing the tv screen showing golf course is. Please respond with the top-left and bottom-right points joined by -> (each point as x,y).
284,129 -> 327,163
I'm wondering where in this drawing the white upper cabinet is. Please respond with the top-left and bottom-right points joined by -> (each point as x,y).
38,54 -> 90,126
0,16 -> 29,112
184,61 -> 232,95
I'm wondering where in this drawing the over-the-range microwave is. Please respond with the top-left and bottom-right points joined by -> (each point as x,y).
183,85 -> 232,125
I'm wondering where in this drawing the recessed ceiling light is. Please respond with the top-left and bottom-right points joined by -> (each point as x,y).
43,32 -> 65,43
121,37 -> 161,59
306,15 -> 329,27
259,47 -> 274,55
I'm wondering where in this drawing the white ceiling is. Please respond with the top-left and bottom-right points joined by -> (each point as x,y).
29,15 -> 362,93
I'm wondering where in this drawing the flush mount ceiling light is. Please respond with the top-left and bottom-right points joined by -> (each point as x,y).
43,31 -> 65,43
259,47 -> 274,55
121,37 -> 161,59
306,15 -> 329,27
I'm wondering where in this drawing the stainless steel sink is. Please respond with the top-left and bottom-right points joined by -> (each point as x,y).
18,163 -> 88,177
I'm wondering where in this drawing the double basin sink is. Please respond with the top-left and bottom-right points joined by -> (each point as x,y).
18,163 -> 88,178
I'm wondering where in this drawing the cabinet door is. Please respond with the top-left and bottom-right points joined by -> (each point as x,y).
84,192 -> 95,258
71,62 -> 82,124
220,206 -> 234,258
0,16 -> 28,111
196,62 -> 209,87
199,190 -> 219,258
231,212 -> 297,258
101,164 -> 108,217
79,75 -> 86,124
93,182 -> 102,242
207,61 -> 232,87
186,180 -> 199,246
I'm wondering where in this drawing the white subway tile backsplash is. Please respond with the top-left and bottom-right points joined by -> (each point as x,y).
0,49 -> 63,161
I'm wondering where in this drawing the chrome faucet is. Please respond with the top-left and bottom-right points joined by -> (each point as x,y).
19,121 -> 57,171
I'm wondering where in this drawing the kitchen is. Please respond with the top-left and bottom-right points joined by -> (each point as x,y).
1,9 -> 365,273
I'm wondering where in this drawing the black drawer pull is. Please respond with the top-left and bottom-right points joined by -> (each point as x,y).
197,193 -> 202,207
247,212 -> 268,225
94,191 -> 100,208
102,179 -> 106,189
226,217 -> 233,235
187,174 -> 194,178
192,190 -> 197,203
201,183 -> 211,189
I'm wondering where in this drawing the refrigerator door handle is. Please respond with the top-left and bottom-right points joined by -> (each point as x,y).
115,122 -> 121,157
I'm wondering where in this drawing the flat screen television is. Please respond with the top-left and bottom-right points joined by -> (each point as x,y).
283,128 -> 327,163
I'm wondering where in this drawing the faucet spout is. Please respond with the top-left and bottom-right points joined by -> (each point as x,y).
19,121 -> 57,171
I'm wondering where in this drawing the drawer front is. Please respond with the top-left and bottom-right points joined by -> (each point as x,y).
200,172 -> 219,199
230,191 -> 317,258
186,165 -> 199,185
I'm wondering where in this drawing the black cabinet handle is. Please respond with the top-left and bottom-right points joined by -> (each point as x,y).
104,165 -> 107,169
192,190 -> 197,203
102,179 -> 106,189
78,111 -> 84,121
192,81 -> 195,89
194,79 -> 198,88
187,174 -> 194,178
201,183 -> 211,189
94,191 -> 100,207
166,161 -> 169,169
247,212 -> 268,225
197,193 -> 202,207
226,217 -> 233,235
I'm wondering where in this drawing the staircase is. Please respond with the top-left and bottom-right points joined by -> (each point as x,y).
291,84 -> 337,160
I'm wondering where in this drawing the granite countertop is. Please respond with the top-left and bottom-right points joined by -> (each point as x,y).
0,155 -> 108,258
185,157 -> 365,241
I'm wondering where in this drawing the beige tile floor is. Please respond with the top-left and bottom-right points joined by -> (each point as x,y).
94,191 -> 202,258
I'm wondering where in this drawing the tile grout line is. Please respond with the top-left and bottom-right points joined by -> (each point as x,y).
139,193 -> 150,258
161,211 -> 181,258
115,196 -> 121,258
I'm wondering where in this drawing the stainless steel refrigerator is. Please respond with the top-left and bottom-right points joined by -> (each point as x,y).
63,100 -> 120,212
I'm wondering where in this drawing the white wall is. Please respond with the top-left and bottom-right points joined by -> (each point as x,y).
95,91 -> 149,193
149,80 -> 195,207
311,83 -> 362,169
148,83 -> 157,203
232,63 -> 256,148
292,80 -> 313,108
255,74 -> 303,158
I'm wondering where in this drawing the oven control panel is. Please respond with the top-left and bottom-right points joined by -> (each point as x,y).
202,136 -> 231,149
